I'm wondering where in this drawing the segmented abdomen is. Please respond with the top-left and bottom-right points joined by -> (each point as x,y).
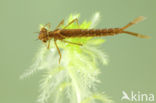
60,28 -> 122,38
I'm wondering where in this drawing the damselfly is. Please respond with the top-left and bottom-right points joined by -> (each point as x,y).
38,16 -> 149,63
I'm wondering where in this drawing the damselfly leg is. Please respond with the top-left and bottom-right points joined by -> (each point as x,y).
54,39 -> 62,64
62,40 -> 82,46
55,20 -> 65,29
63,18 -> 80,29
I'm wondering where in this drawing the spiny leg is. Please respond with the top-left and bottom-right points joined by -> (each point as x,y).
47,40 -> 51,49
63,18 -> 80,29
54,39 -> 62,64
55,19 -> 64,29
44,23 -> 51,31
121,16 -> 145,30
62,40 -> 83,46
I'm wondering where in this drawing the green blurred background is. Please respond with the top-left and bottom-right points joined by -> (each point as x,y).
0,0 -> 155,103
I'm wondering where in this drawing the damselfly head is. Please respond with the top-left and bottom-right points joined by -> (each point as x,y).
38,25 -> 49,43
